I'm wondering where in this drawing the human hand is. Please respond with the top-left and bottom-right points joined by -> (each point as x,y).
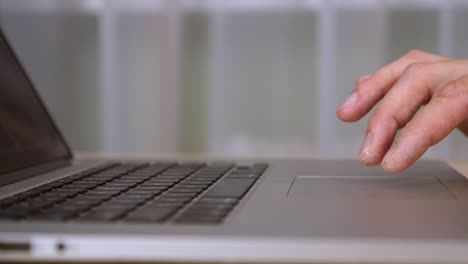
336,50 -> 468,172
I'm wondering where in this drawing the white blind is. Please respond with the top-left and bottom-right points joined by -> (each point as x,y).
1,0 -> 467,158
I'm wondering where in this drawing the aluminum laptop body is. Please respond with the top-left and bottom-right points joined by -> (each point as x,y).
1,29 -> 468,263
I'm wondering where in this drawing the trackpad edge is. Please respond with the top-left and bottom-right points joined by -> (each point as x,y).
287,176 -> 454,200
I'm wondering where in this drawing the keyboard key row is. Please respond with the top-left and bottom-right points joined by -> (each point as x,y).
0,162 -> 267,225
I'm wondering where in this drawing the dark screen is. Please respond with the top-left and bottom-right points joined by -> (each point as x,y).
0,29 -> 71,178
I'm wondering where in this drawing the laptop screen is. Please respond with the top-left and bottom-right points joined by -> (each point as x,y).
0,29 -> 71,182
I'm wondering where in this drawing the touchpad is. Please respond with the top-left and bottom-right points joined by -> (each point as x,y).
287,176 -> 454,200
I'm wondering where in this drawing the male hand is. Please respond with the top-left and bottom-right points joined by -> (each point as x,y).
336,50 -> 468,172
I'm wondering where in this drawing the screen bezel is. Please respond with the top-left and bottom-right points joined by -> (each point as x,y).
0,28 -> 73,187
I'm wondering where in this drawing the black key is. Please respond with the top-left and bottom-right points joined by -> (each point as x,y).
39,193 -> 67,200
21,189 -> 46,197
75,193 -> 113,201
50,191 -> 81,199
54,178 -> 75,185
49,180 -> 69,187
194,173 -> 224,177
202,178 -> 256,198
226,173 -> 259,178
112,179 -> 143,184
9,193 -> 36,201
159,170 -> 190,175
183,180 -> 213,185
10,200 -> 54,212
176,184 -> 208,189
190,173 -> 221,177
80,179 -> 111,185
143,201 -> 185,209
64,198 -> 102,207
92,203 -> 136,212
116,193 -> 155,201
162,172 -> 192,177
86,187 -> 120,193
184,178 -> 213,182
145,178 -> 176,183
147,179 -> 178,184
196,197 -> 238,204
164,166 -> 194,171
131,186 -> 165,191
53,188 -> 86,194
124,207 -> 176,222
172,185 -> 206,191
188,176 -> 218,181
85,190 -> 121,196
104,183 -> 135,188
119,175 -> 150,180
163,193 -> 198,198
31,208 -> 77,220
95,185 -> 128,191
68,174 -> 89,181
174,216 -> 222,224
107,197 -> 147,206
189,203 -> 234,211
180,208 -> 228,218
158,176 -> 187,181
135,187 -> 168,194
0,209 -> 29,219
0,196 -> 23,208
35,195 -> 66,204
53,202 -> 92,212
140,182 -> 171,187
74,179 -> 106,185
157,197 -> 192,203
163,167 -> 192,171
169,188 -> 203,194
157,176 -> 186,180
78,209 -> 126,221
131,172 -> 159,177
178,182 -> 208,186
93,171 -> 123,179
125,190 -> 160,196
66,183 -> 97,189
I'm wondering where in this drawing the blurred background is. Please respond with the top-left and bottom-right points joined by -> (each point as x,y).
0,0 -> 467,158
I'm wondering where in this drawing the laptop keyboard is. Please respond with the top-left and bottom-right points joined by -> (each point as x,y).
0,162 -> 268,224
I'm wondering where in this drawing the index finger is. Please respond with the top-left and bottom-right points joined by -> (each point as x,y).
336,50 -> 446,122
382,75 -> 468,172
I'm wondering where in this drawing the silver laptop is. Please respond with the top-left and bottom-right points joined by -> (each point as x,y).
1,28 -> 468,263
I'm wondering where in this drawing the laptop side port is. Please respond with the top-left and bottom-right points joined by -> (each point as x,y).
0,241 -> 31,252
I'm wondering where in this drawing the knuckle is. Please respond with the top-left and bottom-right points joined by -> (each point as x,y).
404,62 -> 428,76
401,62 -> 435,95
404,49 -> 428,60
435,77 -> 468,98
390,114 -> 406,130
435,77 -> 468,111
368,107 -> 403,134
353,84 -> 366,96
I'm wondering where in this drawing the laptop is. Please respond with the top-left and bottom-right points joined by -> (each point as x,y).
1,28 -> 468,263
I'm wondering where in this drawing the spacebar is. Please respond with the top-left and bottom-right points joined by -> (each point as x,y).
203,178 -> 256,198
